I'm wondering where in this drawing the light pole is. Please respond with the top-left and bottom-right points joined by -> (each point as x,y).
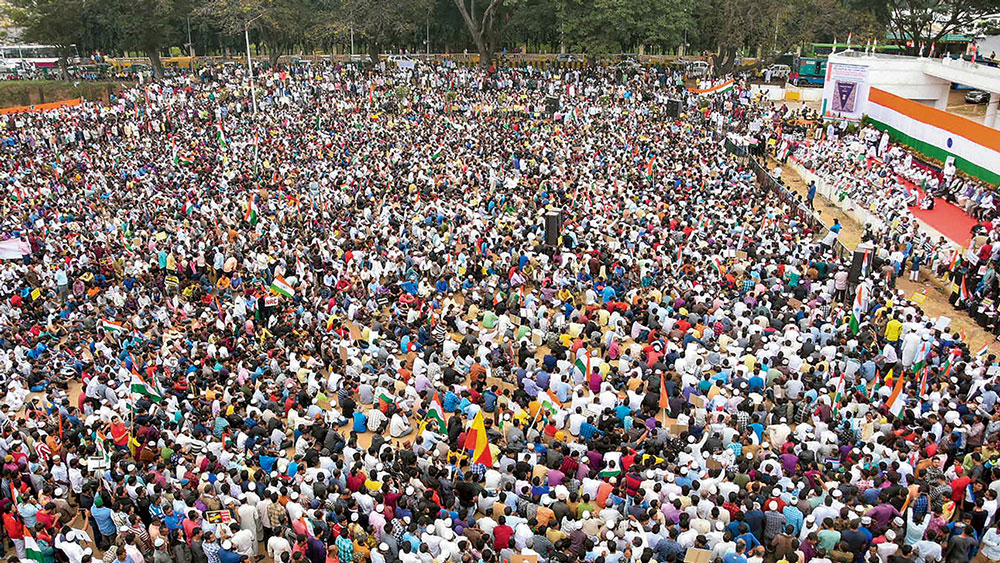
186,16 -> 194,58
245,13 -> 264,114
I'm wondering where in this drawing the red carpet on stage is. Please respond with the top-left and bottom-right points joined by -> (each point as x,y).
899,174 -> 977,247
907,199 -> 977,247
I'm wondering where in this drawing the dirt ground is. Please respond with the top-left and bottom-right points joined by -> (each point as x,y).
778,160 -> 996,354
947,90 -> 989,124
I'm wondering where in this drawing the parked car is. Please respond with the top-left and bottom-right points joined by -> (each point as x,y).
965,90 -> 991,104
614,60 -> 642,71
687,60 -> 710,77
555,54 -> 584,63
386,55 -> 419,68
767,64 -> 791,79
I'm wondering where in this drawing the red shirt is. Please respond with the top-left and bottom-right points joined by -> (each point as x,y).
36,510 -> 56,531
493,524 -> 514,550
950,476 -> 971,501
3,513 -> 23,540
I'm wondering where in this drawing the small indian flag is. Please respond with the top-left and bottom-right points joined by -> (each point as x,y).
849,284 -> 868,335
885,371 -> 906,418
178,154 -> 195,165
245,194 -> 259,226
712,257 -> 725,276
832,371 -> 846,415
644,156 -> 657,177
270,274 -> 294,298
130,369 -> 164,403
426,392 -> 446,433
101,319 -> 125,333
24,528 -> 45,563
574,357 -> 587,376
976,344 -> 990,359
216,121 -> 227,148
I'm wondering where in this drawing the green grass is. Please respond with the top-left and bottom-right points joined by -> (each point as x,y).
0,81 -> 131,108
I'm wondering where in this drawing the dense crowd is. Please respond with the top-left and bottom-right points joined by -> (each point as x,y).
787,126 -> 1000,337
1,61 -> 999,563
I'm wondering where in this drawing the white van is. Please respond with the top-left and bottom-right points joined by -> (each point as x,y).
687,60 -> 710,77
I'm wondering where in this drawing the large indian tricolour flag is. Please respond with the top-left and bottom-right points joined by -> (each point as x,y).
688,79 -> 734,96
865,87 -> 1000,185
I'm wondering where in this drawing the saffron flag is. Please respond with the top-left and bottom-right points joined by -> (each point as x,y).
463,410 -> 493,467
659,372 -> 669,410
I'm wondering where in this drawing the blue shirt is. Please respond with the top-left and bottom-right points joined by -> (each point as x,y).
579,422 -> 600,440
353,411 -> 368,433
91,505 -> 117,535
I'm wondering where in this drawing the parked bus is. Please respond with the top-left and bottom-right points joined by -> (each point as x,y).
789,43 -> 903,86
0,44 -> 80,70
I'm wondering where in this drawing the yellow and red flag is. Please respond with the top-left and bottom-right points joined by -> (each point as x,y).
463,410 -> 493,467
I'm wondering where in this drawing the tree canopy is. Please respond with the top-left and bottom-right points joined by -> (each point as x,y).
3,0 -> 984,73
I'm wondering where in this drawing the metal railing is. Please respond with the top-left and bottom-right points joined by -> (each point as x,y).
745,155 -> 852,260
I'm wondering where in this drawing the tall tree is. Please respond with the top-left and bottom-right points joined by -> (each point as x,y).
312,0 -> 430,63
197,0 -> 312,65
101,0 -> 187,78
562,0 -> 691,54
4,0 -> 87,79
452,0 -> 509,66
852,0 -> 994,53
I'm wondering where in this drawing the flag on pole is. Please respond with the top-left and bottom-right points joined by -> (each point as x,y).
659,372 -> 670,410
885,371 -> 906,418
463,410 -> 493,467
10,481 -> 23,507
918,367 -> 928,398
949,248 -> 962,272
960,277 -> 971,303
130,369 -> 164,403
269,274 -> 295,298
777,142 -> 790,161
426,392 -> 446,433
976,344 -> 990,359
833,371 -> 846,414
